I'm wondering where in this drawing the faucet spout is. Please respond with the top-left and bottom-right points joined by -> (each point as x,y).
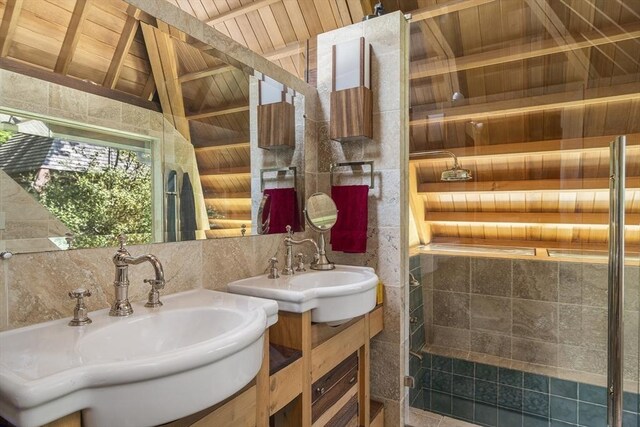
282,225 -> 319,275
110,235 -> 166,316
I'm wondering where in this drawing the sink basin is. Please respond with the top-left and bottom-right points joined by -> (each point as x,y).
0,289 -> 278,427
227,265 -> 378,324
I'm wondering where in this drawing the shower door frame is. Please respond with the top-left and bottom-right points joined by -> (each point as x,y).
607,135 -> 626,427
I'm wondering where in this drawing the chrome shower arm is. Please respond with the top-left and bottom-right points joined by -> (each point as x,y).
409,150 -> 462,168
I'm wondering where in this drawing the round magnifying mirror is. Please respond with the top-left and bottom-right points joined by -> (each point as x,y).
304,192 -> 338,232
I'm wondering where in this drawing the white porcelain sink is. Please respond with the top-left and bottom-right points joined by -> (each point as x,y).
0,289 -> 278,427
227,265 -> 378,324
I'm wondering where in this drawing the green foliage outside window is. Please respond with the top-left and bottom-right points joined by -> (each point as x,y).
36,149 -> 153,249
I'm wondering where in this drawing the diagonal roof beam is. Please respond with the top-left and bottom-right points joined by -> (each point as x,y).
410,22 -> 640,80
409,0 -> 496,22
524,0 -> 593,81
410,81 -> 640,126
55,0 -> 92,75
103,5 -> 141,89
178,42 -> 303,83
205,0 -> 281,26
141,22 -> 190,141
0,0 -> 24,57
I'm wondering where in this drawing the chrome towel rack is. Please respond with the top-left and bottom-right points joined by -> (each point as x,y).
329,161 -> 374,189
260,166 -> 297,192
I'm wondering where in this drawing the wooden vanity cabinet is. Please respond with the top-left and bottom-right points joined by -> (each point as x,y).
27,306 -> 383,427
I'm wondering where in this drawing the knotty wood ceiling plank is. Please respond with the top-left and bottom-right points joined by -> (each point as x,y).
54,0 -> 92,74
0,0 -> 24,57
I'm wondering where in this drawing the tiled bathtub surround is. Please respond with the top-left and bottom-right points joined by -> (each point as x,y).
421,254 -> 640,384
412,352 -> 640,427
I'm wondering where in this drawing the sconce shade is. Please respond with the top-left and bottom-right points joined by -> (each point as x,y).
329,37 -> 372,142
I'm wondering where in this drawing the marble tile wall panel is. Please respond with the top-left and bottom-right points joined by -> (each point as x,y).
315,11 -> 409,425
424,253 -> 640,384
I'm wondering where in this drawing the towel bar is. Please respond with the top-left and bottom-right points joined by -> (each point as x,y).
329,161 -> 374,189
260,166 -> 297,192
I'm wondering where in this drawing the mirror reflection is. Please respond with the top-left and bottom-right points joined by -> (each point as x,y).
305,192 -> 338,231
0,23 -> 305,254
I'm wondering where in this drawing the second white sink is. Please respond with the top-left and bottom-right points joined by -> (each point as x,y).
227,265 -> 378,323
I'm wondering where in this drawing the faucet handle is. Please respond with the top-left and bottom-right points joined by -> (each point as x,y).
268,257 -> 279,279
69,288 -> 91,299
285,225 -> 293,237
143,279 -> 164,308
117,233 -> 127,249
68,288 -> 92,326
295,253 -> 306,272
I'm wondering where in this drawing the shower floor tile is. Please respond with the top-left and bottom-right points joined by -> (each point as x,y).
408,407 -> 481,427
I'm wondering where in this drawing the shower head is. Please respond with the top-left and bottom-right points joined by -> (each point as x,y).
409,150 -> 473,182
440,165 -> 473,182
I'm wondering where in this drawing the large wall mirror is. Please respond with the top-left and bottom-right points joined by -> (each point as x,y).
0,15 -> 305,254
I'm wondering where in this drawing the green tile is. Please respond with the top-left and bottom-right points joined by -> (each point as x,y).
550,378 -> 577,399
452,396 -> 474,421
577,402 -> 606,427
477,363 -> 498,381
524,373 -> 549,393
550,396 -> 577,424
578,384 -> 607,406
499,367 -> 523,387
523,390 -> 549,417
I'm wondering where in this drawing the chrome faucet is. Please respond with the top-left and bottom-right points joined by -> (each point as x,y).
110,234 -> 166,316
282,225 -> 319,275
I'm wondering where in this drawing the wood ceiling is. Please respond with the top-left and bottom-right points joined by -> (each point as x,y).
0,0 -> 638,250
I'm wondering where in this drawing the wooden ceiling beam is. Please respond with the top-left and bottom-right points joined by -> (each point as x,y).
0,57 -> 160,111
204,192 -> 251,200
418,177 -> 640,194
409,0 -> 496,22
199,166 -> 251,177
425,211 -> 640,225
54,0 -> 91,75
195,141 -> 250,152
205,0 -> 281,26
187,104 -> 249,120
410,22 -> 640,80
103,6 -> 141,89
178,42 -> 303,84
141,22 -> 190,141
410,82 -> 640,125
524,0 -> 592,81
0,0 -> 24,57
410,134 -> 640,161
179,64 -> 234,84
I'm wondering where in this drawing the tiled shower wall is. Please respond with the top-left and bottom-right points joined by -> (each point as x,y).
409,253 -> 640,387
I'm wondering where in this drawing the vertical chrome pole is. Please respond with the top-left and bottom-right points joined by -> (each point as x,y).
607,135 -> 626,427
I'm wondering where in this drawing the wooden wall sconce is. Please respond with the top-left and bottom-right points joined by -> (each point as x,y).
257,76 -> 295,150
329,37 -> 372,142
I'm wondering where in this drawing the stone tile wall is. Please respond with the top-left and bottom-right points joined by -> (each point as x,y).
421,253 -> 640,389
315,11 -> 410,426
0,70 -> 319,331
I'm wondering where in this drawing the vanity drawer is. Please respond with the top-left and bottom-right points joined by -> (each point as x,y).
325,394 -> 358,427
312,352 -> 358,403
311,352 -> 358,423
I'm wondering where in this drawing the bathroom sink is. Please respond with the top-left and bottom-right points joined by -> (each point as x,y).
227,265 -> 378,324
0,289 -> 278,427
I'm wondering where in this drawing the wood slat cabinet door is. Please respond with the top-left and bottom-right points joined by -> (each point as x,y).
311,352 -> 358,426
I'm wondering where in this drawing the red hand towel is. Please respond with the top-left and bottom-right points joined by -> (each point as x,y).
330,185 -> 369,253
263,188 -> 300,234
